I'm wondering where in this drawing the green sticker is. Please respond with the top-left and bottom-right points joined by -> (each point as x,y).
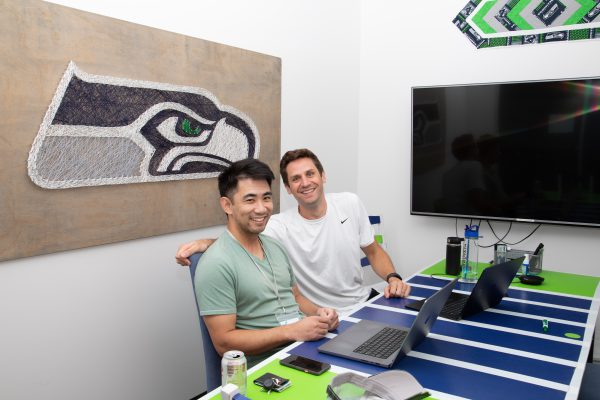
565,332 -> 582,339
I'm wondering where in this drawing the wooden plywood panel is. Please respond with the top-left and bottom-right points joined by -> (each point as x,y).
0,0 -> 281,261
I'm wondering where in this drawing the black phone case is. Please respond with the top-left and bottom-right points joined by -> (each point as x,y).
253,372 -> 290,392
280,355 -> 330,375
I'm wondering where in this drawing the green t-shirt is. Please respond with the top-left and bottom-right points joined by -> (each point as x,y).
195,231 -> 301,330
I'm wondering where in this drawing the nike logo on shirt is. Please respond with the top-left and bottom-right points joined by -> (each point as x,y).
340,218 -> 349,224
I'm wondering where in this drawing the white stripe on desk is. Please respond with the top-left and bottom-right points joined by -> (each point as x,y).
407,284 -> 593,314
485,307 -> 588,327
427,333 -> 578,367
426,389 -> 469,400
501,296 -> 591,313
332,315 -> 579,365
410,351 -> 570,392
414,273 -> 600,302
362,303 -> 585,345
366,302 -> 418,314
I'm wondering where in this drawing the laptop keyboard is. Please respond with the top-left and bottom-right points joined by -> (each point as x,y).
353,327 -> 408,359
441,297 -> 469,320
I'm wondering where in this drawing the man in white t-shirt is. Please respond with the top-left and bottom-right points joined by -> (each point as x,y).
177,149 -> 411,315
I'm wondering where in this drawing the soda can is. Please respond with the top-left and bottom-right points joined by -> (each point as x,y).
221,350 -> 247,394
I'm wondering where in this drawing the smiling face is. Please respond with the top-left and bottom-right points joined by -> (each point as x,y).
284,157 -> 326,211
221,178 -> 273,239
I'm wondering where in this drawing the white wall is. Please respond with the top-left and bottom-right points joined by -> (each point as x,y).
358,0 -> 600,361
0,1 -> 360,399
2,2 -> 600,399
358,0 -> 600,278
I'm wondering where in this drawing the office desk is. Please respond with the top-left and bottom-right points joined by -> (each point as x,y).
203,262 -> 600,400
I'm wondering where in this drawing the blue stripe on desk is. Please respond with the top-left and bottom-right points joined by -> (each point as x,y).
351,307 -> 582,361
373,296 -> 586,340
506,288 -> 592,310
332,320 -> 573,384
395,284 -> 590,323
407,275 -> 592,309
467,310 -> 585,339
494,300 -> 589,323
417,337 -> 574,384
291,340 -> 567,400
378,291 -> 588,324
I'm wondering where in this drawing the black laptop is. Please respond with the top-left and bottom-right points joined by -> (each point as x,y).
405,257 -> 524,321
317,279 -> 457,368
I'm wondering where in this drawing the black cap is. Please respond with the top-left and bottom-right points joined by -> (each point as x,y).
447,236 -> 464,244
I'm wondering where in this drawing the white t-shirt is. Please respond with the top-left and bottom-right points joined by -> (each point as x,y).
264,192 -> 375,314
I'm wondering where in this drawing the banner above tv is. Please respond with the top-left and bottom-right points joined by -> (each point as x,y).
454,0 -> 600,48
411,77 -> 600,227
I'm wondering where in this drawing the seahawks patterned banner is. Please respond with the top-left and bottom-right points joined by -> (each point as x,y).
454,0 -> 600,48
28,61 -> 260,189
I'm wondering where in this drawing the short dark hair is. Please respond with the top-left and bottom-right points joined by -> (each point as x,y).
280,148 -> 324,186
218,158 -> 275,199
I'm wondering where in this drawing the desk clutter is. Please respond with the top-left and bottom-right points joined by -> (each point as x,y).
326,370 -> 429,400
218,359 -> 428,400
209,260 -> 600,400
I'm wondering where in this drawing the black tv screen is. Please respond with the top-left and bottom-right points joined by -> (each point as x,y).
411,77 -> 600,227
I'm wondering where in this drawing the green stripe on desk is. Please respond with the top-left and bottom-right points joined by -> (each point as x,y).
421,260 -> 600,297
209,358 -> 335,399
208,358 -> 439,399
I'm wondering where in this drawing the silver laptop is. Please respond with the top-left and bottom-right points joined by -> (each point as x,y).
318,279 -> 457,368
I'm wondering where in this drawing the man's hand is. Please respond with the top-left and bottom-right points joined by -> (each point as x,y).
287,315 -> 330,341
384,277 -> 411,298
175,239 -> 215,266
316,307 -> 339,331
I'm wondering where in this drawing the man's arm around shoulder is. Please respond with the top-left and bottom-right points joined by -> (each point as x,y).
175,239 -> 216,266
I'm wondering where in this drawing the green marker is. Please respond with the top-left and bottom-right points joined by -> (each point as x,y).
542,319 -> 549,332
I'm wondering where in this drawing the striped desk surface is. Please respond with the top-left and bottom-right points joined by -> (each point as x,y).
290,263 -> 600,400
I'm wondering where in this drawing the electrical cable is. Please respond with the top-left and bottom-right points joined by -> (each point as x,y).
478,220 -> 513,248
500,223 -> 542,245
477,220 -> 541,248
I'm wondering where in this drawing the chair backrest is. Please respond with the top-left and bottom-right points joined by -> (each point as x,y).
188,253 -> 221,392
360,215 -> 384,267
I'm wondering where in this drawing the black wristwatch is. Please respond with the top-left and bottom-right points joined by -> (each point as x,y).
386,272 -> 402,283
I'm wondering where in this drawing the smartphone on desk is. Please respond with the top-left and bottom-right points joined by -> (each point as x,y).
280,354 -> 331,375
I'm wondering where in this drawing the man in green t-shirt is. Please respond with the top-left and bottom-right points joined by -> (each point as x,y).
195,158 -> 338,365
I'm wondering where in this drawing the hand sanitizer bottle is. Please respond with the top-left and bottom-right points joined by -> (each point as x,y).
521,253 -> 530,276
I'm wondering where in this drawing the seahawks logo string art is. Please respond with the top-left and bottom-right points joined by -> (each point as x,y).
28,61 -> 260,189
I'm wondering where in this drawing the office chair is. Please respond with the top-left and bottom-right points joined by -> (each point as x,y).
578,362 -> 600,400
188,252 -> 221,392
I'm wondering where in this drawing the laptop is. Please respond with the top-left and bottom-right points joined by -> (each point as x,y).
317,279 -> 457,368
405,257 -> 524,321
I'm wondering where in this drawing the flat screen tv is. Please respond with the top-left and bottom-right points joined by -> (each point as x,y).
411,77 -> 600,227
